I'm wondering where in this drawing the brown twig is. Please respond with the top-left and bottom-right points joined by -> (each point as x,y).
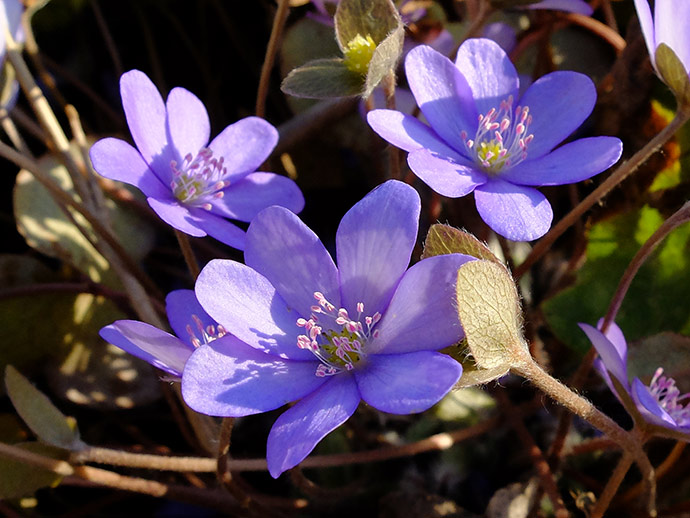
256,0 -> 290,118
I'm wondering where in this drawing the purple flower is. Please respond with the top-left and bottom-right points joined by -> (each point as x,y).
367,38 -> 623,241
89,70 -> 304,249
182,180 -> 472,477
580,321 -> 690,434
100,290 -> 226,379
522,0 -> 593,15
634,0 -> 690,78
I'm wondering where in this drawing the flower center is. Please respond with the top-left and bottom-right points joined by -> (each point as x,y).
296,292 -> 381,377
343,34 -> 377,75
170,148 -> 229,210
648,368 -> 690,427
461,96 -> 534,174
186,314 -> 227,348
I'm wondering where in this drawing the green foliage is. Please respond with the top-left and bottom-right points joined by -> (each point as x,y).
455,260 -> 525,374
5,366 -> 82,450
281,0 -> 403,99
543,205 -> 690,353
13,146 -> 155,288
422,224 -> 501,263
656,44 -> 690,108
628,332 -> 690,387
0,442 -> 65,499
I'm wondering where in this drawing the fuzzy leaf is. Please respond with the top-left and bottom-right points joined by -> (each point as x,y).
281,58 -> 364,99
0,442 -> 65,499
455,260 -> 526,369
656,43 -> 690,107
334,0 -> 401,51
5,366 -> 82,450
13,144 -> 155,287
362,25 -> 404,98
422,224 -> 501,263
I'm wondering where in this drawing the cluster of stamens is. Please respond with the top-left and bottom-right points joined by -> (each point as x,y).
461,95 -> 534,174
647,368 -> 690,427
170,148 -> 229,209
186,314 -> 228,348
296,292 -> 381,377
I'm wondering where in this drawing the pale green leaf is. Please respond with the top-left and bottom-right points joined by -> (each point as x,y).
334,0 -> 401,51
5,366 -> 82,450
656,43 -> 690,107
281,58 -> 364,99
422,224 -> 501,263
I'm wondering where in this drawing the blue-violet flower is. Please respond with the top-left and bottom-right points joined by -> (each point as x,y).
182,180 -> 472,477
100,290 -> 225,379
367,38 -> 623,241
634,0 -> 690,79
580,321 -> 690,434
89,70 -> 304,249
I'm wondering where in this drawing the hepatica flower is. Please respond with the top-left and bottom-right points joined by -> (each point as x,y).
182,180 -> 472,477
100,290 -> 225,379
367,38 -> 623,241
580,322 -> 690,434
90,70 -> 304,249
634,0 -> 690,80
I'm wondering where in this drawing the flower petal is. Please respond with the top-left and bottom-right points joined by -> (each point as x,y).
195,259 -> 312,360
656,1 -> 690,73
99,320 -> 193,377
500,137 -> 622,186
631,377 -> 677,428
579,323 -> 628,388
245,206 -> 340,319
336,180 -> 419,316
367,110 -> 461,155
518,71 -> 596,158
181,336 -> 325,417
405,45 -> 477,151
89,138 -> 170,199
120,70 -> 173,170
355,351 -> 461,414
407,148 -> 487,197
186,208 -> 247,249
634,0 -> 656,67
474,179 -> 553,241
208,116 -> 278,180
455,38 -> 519,117
165,289 -> 217,348
210,172 -> 305,221
368,254 -> 475,354
147,197 -> 207,237
266,374 -> 360,478
165,87 -> 210,160
525,0 -> 593,15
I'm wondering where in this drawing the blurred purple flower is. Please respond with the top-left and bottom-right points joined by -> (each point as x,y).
634,0 -> 690,78
368,38 -> 622,241
89,70 -> 304,249
182,180 -> 471,477
522,0 -> 592,15
100,290 -> 225,379
1,0 -> 25,108
580,321 -> 690,434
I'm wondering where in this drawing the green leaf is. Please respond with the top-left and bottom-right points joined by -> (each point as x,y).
656,43 -> 690,108
543,205 -> 690,353
362,25 -> 404,98
13,145 -> 155,287
0,442 -> 65,499
334,0 -> 401,51
5,366 -> 82,450
281,58 -> 364,99
455,260 -> 526,370
422,224 -> 501,263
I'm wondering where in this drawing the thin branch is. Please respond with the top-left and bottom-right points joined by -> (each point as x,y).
0,442 -> 74,476
515,109 -> 690,279
72,447 -> 216,472
590,452 -> 634,518
256,0 -> 291,118
175,230 -> 201,280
